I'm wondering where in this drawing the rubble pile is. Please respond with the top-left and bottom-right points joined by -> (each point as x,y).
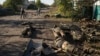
79,20 -> 100,42
51,20 -> 100,56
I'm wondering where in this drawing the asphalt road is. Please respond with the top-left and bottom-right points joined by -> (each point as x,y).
0,13 -> 72,56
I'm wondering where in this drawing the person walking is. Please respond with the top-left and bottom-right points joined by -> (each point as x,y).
37,8 -> 41,15
20,7 -> 25,19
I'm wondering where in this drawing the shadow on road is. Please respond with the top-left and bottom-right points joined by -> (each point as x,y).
0,41 -> 26,56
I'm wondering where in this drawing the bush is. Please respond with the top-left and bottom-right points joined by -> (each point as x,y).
0,9 -> 7,16
55,14 -> 62,18
0,8 -> 15,16
3,0 -> 23,12
27,4 -> 37,10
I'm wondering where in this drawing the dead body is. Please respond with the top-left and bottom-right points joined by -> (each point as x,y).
52,25 -> 100,56
21,22 -> 36,38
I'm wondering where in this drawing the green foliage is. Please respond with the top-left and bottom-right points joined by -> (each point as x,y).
3,0 -> 23,11
41,3 -> 49,8
0,5 -> 3,8
35,0 -> 49,8
27,2 -> 48,10
35,0 -> 41,8
55,0 -> 73,16
27,4 -> 37,10
51,0 -> 57,7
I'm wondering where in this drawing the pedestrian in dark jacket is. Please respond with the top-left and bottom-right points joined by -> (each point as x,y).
20,7 -> 25,19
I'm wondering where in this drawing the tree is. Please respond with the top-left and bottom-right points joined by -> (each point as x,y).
55,0 -> 73,16
27,4 -> 37,10
51,0 -> 57,7
0,5 -> 3,8
3,0 -> 23,11
74,0 -> 95,18
35,0 -> 41,8
41,3 -> 49,8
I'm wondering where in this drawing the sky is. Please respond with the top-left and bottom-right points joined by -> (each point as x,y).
0,0 -> 54,5
0,0 -> 5,4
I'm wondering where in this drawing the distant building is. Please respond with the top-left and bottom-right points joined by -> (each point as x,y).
93,0 -> 100,21
72,0 -> 97,9
72,0 -> 99,19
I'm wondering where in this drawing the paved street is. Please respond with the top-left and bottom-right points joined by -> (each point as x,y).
0,11 -> 71,56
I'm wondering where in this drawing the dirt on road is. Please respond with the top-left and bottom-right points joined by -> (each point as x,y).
0,12 -> 99,56
0,14 -> 72,56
